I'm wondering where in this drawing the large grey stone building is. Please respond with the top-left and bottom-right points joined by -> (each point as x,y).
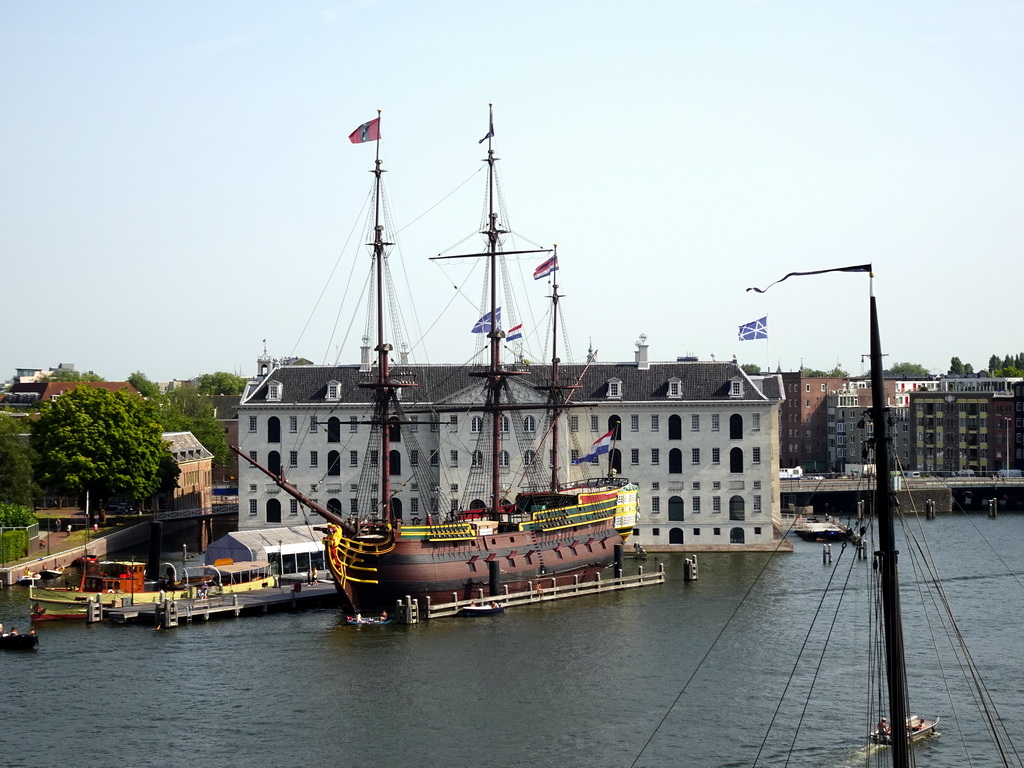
235,342 -> 786,551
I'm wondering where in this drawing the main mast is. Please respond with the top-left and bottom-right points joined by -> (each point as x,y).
483,112 -> 504,515
869,275 -> 910,765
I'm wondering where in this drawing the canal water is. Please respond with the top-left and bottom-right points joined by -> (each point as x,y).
2,513 -> 1021,768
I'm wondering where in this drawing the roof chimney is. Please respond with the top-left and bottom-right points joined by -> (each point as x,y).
634,334 -> 649,370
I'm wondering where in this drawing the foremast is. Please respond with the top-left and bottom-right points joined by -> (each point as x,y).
357,110 -> 415,529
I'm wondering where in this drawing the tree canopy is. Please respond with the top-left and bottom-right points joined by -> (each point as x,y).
40,369 -> 105,382
0,501 -> 35,527
30,385 -> 167,505
128,370 -> 162,398
801,368 -> 849,378
740,363 -> 762,376
885,362 -> 930,377
194,371 -> 246,396
152,386 -> 229,466
0,413 -> 39,506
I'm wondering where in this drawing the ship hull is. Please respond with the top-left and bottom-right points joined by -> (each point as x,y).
326,482 -> 639,611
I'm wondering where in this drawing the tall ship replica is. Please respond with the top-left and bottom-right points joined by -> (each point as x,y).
238,109 -> 639,611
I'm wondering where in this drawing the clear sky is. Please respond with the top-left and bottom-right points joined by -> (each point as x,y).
2,1 -> 1022,384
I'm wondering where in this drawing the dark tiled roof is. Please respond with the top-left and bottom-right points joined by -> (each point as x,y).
211,395 -> 242,420
242,361 -> 780,406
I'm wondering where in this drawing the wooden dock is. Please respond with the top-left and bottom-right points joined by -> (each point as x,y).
94,582 -> 340,627
394,563 -> 667,623
91,563 -> 666,627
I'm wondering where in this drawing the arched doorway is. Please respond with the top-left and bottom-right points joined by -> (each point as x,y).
730,527 -> 745,544
669,527 -> 685,545
266,498 -> 282,524
267,417 -> 281,443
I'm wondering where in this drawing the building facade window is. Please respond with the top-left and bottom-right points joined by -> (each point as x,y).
631,448 -> 640,465
691,414 -> 700,431
711,414 -> 720,431
651,414 -> 660,432
752,447 -> 761,464
310,451 -> 318,467
651,448 -> 660,465
249,416 -> 257,433
712,448 -> 720,464
650,497 -> 660,513
691,448 -> 700,464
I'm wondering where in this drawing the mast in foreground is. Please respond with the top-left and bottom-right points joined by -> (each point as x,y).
869,275 -> 910,765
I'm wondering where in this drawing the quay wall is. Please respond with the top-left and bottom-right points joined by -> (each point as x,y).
0,518 -> 196,587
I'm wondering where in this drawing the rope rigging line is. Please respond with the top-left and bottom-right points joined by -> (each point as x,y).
628,534 -> 795,768
290,186 -> 371,362
754,539 -> 856,767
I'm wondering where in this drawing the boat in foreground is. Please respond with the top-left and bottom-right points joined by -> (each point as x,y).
0,632 -> 39,651
871,716 -> 939,745
346,614 -> 392,626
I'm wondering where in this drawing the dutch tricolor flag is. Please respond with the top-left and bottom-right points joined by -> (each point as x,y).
573,429 -> 615,464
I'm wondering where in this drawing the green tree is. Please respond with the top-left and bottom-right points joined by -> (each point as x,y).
886,362 -> 930,377
0,501 -> 35,527
994,366 -> 1024,377
128,371 -> 161,398
40,369 -> 105,382
949,357 -> 964,375
194,372 -> 246,396
801,368 -> 849,378
0,413 -> 40,506
740,364 -> 762,376
988,355 -> 1002,374
152,386 -> 229,466
30,386 -> 167,518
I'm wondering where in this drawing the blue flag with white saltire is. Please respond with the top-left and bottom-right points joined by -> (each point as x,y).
738,316 -> 768,341
472,307 -> 501,333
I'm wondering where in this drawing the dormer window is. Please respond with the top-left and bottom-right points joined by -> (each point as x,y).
267,380 -> 282,402
729,378 -> 743,398
607,378 -> 622,400
668,378 -> 682,399
326,381 -> 341,401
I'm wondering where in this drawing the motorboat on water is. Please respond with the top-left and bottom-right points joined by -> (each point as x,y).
871,716 -> 940,745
